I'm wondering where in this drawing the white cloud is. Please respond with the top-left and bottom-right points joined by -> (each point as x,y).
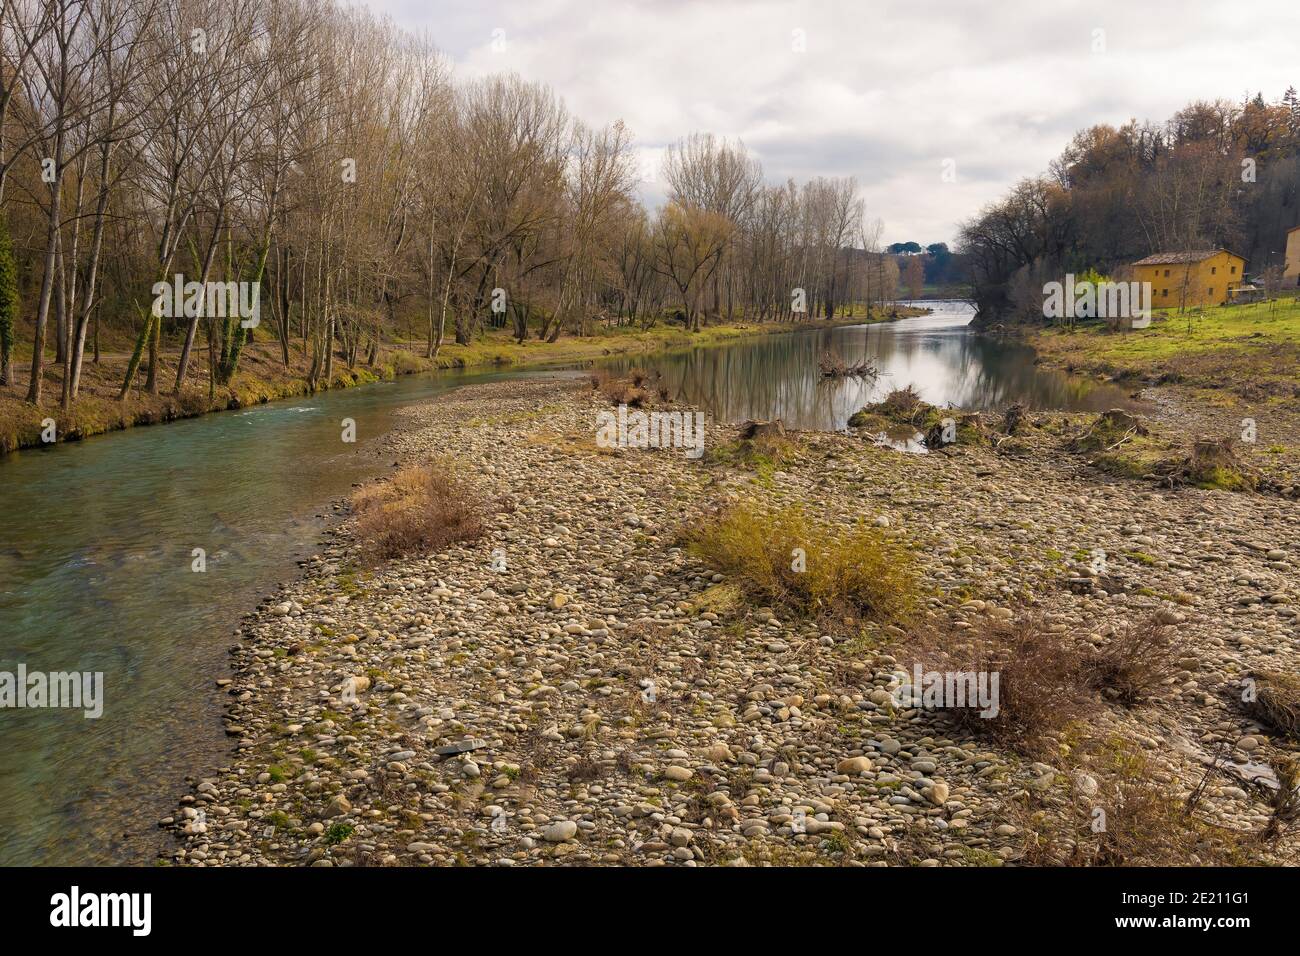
367,0 -> 1300,246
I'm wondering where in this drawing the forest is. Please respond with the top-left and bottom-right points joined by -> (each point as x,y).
958,90 -> 1300,326
0,0 -> 906,412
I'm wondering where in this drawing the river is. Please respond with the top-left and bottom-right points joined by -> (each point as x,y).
0,301 -> 1133,865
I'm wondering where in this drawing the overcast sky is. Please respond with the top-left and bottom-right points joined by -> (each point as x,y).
368,0 -> 1300,247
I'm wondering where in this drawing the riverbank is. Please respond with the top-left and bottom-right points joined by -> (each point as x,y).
166,378 -> 1300,866
1029,299 -> 1300,402
0,309 -> 916,457
1029,300 -> 1300,494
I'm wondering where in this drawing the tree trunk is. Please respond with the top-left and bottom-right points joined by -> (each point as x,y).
174,216 -> 223,392
26,176 -> 62,405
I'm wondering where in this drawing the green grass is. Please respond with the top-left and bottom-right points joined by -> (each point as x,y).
1041,299 -> 1300,361
1031,297 -> 1300,398
703,434 -> 799,486
324,822 -> 354,845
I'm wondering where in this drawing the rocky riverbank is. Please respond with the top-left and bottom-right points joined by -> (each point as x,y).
166,378 -> 1300,866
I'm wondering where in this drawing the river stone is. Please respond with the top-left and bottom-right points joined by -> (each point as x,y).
543,821 -> 578,842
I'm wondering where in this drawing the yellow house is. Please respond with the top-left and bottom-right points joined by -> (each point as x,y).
1131,249 -> 1247,308
1285,226 -> 1300,289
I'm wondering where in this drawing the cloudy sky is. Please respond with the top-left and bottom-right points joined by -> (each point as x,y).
369,0 -> 1300,247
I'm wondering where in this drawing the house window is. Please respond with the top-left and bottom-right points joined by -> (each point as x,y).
1231,265 -> 1237,274
1164,269 -> 1170,277
1208,287 -> 1214,296
1162,289 -> 1169,296
1211,266 -> 1217,275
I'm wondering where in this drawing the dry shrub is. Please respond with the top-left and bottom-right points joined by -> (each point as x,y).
683,500 -> 915,625
350,458 -> 484,562
1015,742 -> 1249,866
1245,670 -> 1300,739
590,369 -> 656,407
565,754 -> 605,783
1084,615 -> 1177,706
1259,755 -> 1300,842
865,385 -> 928,424
901,614 -> 1096,757
818,349 -> 876,378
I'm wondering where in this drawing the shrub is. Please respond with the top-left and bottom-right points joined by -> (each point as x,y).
861,385 -> 929,424
1259,755 -> 1300,843
1245,670 -> 1300,739
900,613 -> 1096,757
324,822 -> 355,845
350,457 -> 485,562
683,501 -> 915,624
1084,615 -> 1177,706
591,369 -> 656,407
846,409 -> 890,430
1068,409 -> 1172,479
1015,741 -> 1249,866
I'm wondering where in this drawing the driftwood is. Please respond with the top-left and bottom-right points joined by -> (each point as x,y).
1069,408 -> 1149,454
818,349 -> 878,379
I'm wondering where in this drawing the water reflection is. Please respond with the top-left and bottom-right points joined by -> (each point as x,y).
605,302 -> 1135,430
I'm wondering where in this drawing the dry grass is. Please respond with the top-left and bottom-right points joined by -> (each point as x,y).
590,367 -> 666,407
682,500 -> 916,625
1084,616 -> 1178,706
1015,741 -> 1250,866
350,457 -> 485,562
900,614 -> 1097,758
1258,755 -> 1300,843
863,385 -> 928,424
1245,670 -> 1300,739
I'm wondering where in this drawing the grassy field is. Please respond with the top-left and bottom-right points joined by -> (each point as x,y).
0,305 -> 913,455
1030,297 -> 1300,403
